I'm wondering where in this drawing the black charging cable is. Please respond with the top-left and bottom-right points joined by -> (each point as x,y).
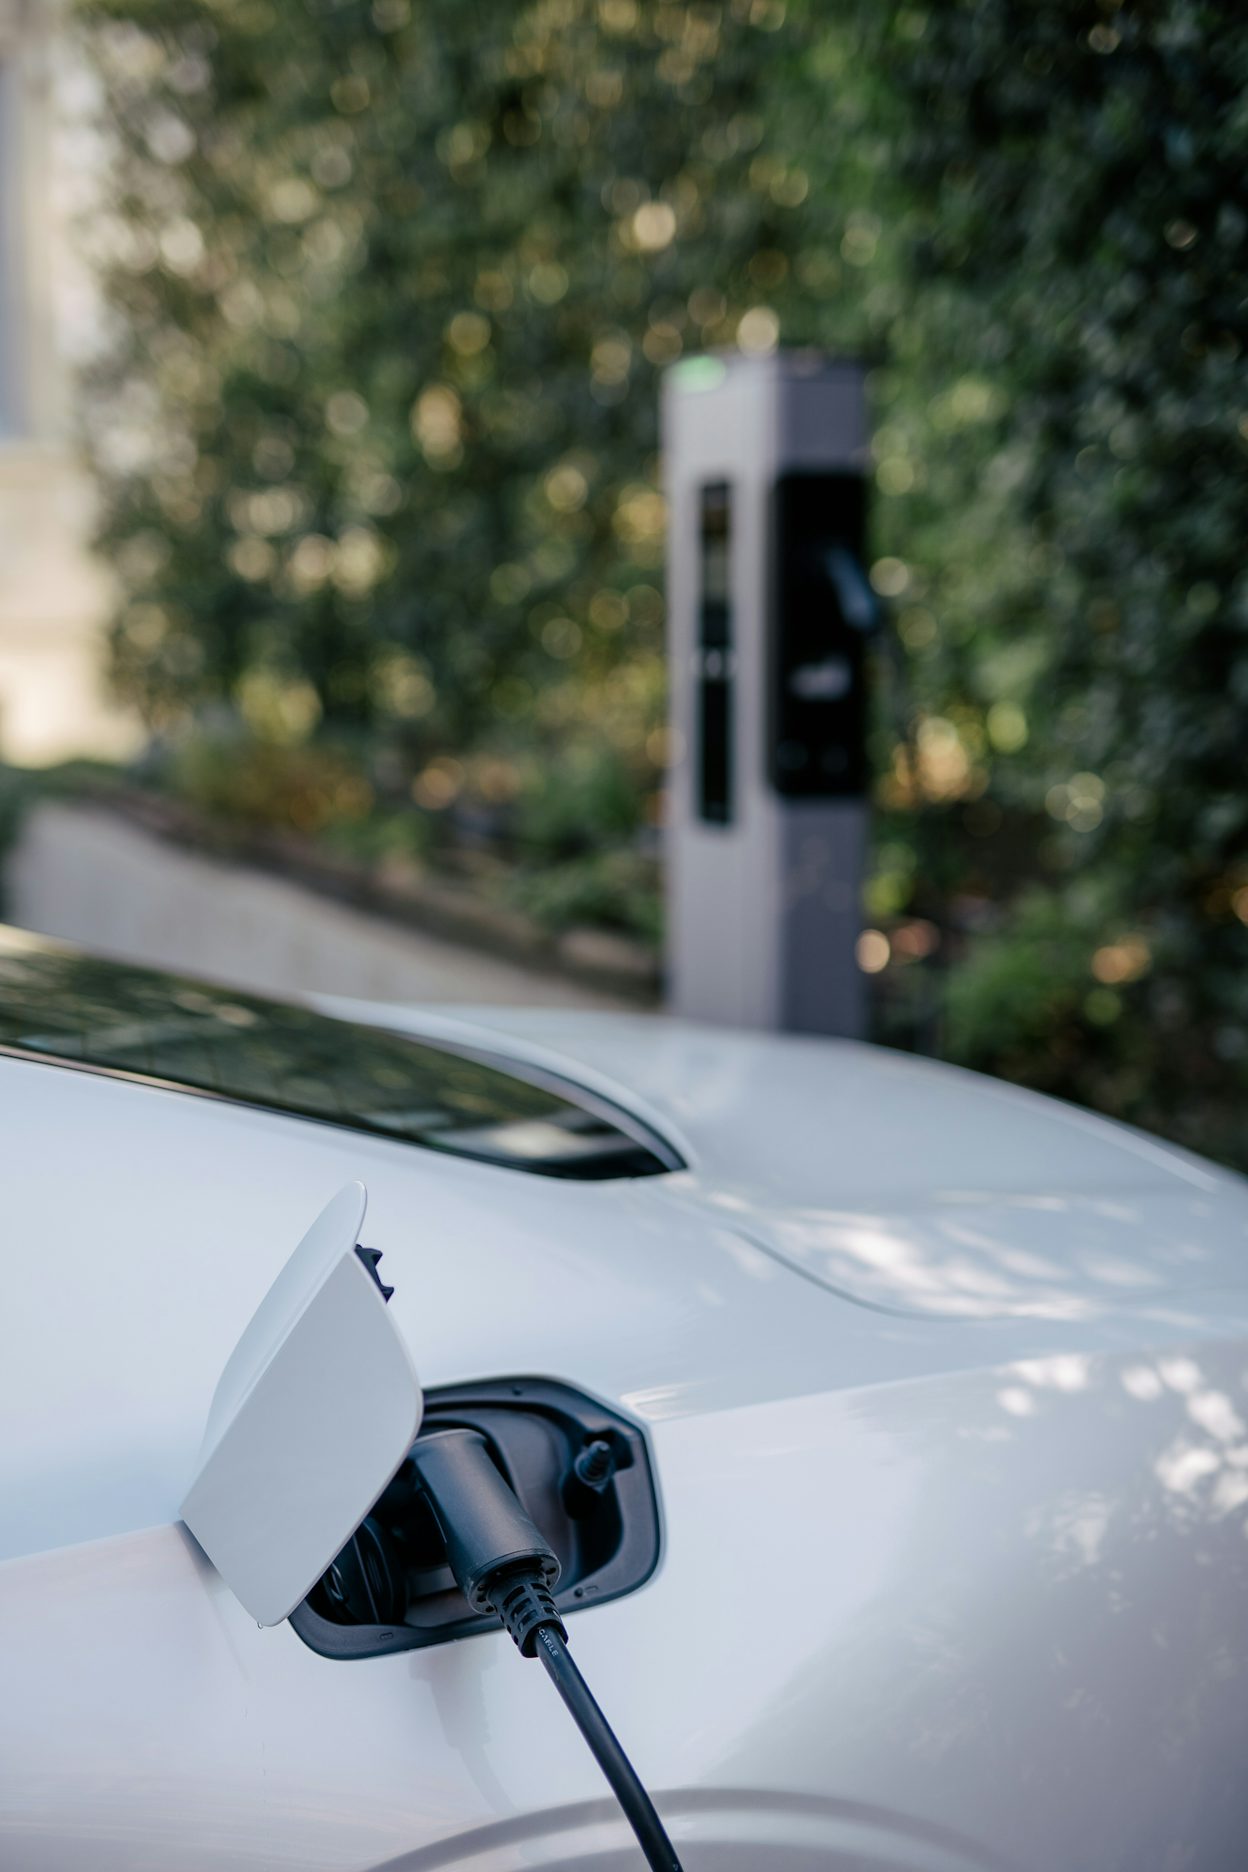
530,1621 -> 680,1870
410,1427 -> 684,1872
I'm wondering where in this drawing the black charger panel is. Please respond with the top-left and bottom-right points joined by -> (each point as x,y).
769,471 -> 871,799
697,481 -> 733,824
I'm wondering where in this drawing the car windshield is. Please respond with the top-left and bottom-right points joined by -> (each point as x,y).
0,928 -> 678,1180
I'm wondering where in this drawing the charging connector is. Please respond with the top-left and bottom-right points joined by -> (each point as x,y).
407,1428 -> 558,1616
410,1427 -> 684,1872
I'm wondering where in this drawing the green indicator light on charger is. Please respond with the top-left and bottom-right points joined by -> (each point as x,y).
671,356 -> 727,394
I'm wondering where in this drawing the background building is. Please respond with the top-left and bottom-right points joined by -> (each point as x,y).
0,0 -> 134,765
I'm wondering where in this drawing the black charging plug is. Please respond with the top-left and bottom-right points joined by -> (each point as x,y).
407,1424 -> 683,1871
409,1428 -> 565,1655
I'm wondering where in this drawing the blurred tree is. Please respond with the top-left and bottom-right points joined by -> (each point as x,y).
83,0 -> 830,776
855,0 -> 1248,1165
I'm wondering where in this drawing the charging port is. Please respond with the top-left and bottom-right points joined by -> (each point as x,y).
291,1378 -> 661,1660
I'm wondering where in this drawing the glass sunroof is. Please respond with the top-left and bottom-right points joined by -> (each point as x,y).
0,927 -> 679,1180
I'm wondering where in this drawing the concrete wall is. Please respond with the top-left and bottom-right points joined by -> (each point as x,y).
7,801 -> 628,1010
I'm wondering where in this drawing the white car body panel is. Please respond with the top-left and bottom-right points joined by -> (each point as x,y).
4,1006 -> 1248,1869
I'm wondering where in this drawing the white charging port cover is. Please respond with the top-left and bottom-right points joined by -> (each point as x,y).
180,1181 -> 423,1626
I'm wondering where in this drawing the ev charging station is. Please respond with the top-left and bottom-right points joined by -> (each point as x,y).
662,351 -> 877,1037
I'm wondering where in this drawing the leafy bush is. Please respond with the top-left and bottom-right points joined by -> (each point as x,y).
511,848 -> 660,943
83,0 -> 827,762
0,767 -> 33,916
170,726 -> 374,836
512,739 -> 647,859
863,0 -> 1248,1167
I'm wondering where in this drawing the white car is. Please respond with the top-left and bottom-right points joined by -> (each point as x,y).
3,919 -> 1248,1871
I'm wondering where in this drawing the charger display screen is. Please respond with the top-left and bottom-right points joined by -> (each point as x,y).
770,471 -> 870,799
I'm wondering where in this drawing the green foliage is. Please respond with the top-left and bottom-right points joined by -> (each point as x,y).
858,0 -> 1248,1167
0,767 -> 34,917
169,724 -> 374,834
83,0 -> 827,771
943,887 -> 1115,1068
506,734 -> 660,940
511,848 -> 661,942
513,738 -> 645,856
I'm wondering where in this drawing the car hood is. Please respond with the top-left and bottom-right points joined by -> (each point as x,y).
325,1001 -> 1248,1326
